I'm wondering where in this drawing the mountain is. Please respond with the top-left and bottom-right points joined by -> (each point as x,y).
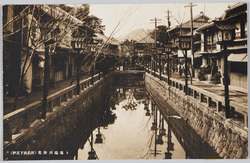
118,28 -> 154,43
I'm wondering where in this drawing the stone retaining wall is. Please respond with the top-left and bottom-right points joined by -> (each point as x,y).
145,74 -> 248,159
4,74 -> 114,160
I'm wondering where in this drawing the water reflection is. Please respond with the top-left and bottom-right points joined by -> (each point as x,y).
70,87 -> 186,160
59,86 -> 220,160
165,124 -> 174,159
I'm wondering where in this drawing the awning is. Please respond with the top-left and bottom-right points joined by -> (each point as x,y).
228,53 -> 248,62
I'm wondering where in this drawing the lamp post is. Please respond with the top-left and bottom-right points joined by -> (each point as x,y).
178,36 -> 191,95
88,132 -> 97,160
164,123 -> 174,159
214,21 -> 234,118
152,48 -> 157,76
95,127 -> 103,144
42,38 -> 55,119
157,47 -> 164,80
164,43 -> 172,85
72,38 -> 85,95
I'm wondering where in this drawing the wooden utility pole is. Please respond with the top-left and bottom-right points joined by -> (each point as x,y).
150,18 -> 161,76
165,10 -> 171,85
185,3 -> 197,78
165,10 -> 171,29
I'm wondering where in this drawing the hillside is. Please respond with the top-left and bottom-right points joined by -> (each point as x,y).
118,28 -> 154,43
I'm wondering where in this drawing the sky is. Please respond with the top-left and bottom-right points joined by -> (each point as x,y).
88,2 -> 236,39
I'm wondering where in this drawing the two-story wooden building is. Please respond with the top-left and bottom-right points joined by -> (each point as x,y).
166,12 -> 211,72
196,2 -> 247,88
3,5 -> 84,96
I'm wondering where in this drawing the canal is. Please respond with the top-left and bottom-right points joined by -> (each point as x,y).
5,73 -> 221,160
56,84 -> 220,160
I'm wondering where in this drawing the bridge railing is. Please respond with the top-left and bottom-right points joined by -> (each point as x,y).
146,68 -> 248,129
3,72 -> 105,143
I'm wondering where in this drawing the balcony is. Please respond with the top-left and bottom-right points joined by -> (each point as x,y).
235,31 -> 247,39
206,43 -> 217,52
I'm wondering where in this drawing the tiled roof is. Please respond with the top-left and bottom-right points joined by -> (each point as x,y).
167,13 -> 211,33
196,22 -> 214,32
225,2 -> 246,13
137,35 -> 155,44
181,21 -> 208,29
222,2 -> 247,20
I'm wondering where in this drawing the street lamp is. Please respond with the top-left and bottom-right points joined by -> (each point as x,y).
159,117 -> 166,136
164,124 -> 174,159
95,127 -> 103,144
178,35 -> 191,95
42,38 -> 56,119
157,47 -> 164,80
151,47 -> 157,76
214,20 -> 234,118
164,43 -> 172,85
71,37 -> 85,95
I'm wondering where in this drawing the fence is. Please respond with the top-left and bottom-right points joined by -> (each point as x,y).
3,72 -> 104,143
145,68 -> 248,128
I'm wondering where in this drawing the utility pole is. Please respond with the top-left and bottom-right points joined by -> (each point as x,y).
150,18 -> 161,76
165,10 -> 171,29
185,3 -> 197,78
165,10 -> 171,84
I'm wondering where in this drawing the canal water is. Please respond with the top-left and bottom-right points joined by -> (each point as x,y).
58,85 -> 220,160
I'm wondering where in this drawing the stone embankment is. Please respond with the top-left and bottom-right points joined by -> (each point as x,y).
4,73 -> 114,160
145,73 -> 248,159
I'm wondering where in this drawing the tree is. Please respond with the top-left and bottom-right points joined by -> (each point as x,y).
3,5 -> 87,110
150,25 -> 169,44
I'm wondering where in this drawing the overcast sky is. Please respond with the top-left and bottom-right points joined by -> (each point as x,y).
88,2 -> 236,39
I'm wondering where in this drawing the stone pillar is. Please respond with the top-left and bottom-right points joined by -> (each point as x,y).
199,93 -> 203,102
207,97 -> 211,107
216,101 -> 221,112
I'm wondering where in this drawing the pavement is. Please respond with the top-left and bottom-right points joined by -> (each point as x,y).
3,76 -> 85,115
165,72 -> 248,107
